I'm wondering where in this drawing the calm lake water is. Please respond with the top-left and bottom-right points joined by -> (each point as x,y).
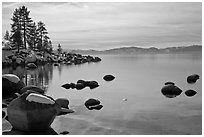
2,53 -> 202,135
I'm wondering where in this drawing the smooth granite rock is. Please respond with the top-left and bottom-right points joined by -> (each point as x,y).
7,91 -> 61,132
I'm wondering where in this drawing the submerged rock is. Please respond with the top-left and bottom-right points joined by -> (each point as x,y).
187,74 -> 200,84
89,104 -> 103,110
87,81 -> 99,89
56,98 -> 69,109
85,98 -> 100,107
161,84 -> 182,98
57,108 -> 74,116
60,131 -> 69,135
103,75 -> 115,81
7,91 -> 61,132
185,89 -> 197,97
75,83 -> 86,90
70,83 -> 76,89
61,83 -> 71,89
85,98 -> 103,110
164,82 -> 175,85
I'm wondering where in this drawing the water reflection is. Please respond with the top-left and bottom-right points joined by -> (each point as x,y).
2,64 -> 53,92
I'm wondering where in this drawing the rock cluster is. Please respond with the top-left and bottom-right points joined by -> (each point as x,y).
2,74 -> 75,134
62,80 -> 99,90
162,74 -> 200,98
3,50 -> 102,69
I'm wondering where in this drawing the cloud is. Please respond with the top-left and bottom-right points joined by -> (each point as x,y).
2,2 -> 202,50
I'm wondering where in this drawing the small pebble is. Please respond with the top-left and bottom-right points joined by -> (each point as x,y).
123,98 -> 127,101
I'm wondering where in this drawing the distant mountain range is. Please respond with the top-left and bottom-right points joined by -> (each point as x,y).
69,45 -> 202,55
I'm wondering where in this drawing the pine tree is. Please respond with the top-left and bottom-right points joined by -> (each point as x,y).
11,8 -> 22,49
37,21 -> 48,51
19,6 -> 33,49
42,35 -> 50,52
4,30 -> 11,41
57,44 -> 62,54
27,22 -> 39,50
48,40 -> 53,53
12,28 -> 22,52
11,6 -> 33,50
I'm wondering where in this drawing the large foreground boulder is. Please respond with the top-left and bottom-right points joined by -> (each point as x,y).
7,91 -> 61,132
161,84 -> 182,98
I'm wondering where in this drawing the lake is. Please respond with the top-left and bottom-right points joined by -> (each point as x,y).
2,53 -> 202,135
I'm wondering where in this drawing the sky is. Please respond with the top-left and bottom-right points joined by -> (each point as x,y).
2,2 -> 202,50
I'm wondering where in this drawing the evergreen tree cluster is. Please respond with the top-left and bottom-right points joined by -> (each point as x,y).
4,5 -> 53,53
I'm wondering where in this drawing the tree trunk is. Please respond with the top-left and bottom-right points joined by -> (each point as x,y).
17,42 -> 20,53
24,22 -> 26,49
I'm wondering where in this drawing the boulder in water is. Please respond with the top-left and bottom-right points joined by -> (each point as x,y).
60,131 -> 69,135
7,91 -> 61,132
70,83 -> 76,89
16,58 -> 24,65
75,83 -> 86,90
61,83 -> 71,89
3,74 -> 20,83
25,53 -> 37,63
85,98 -> 103,110
185,89 -> 197,97
87,81 -> 99,89
187,74 -> 200,83
56,98 -> 69,109
93,57 -> 101,62
161,84 -> 182,98
85,98 -> 100,107
27,63 -> 37,69
103,75 -> 115,81
2,74 -> 25,98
